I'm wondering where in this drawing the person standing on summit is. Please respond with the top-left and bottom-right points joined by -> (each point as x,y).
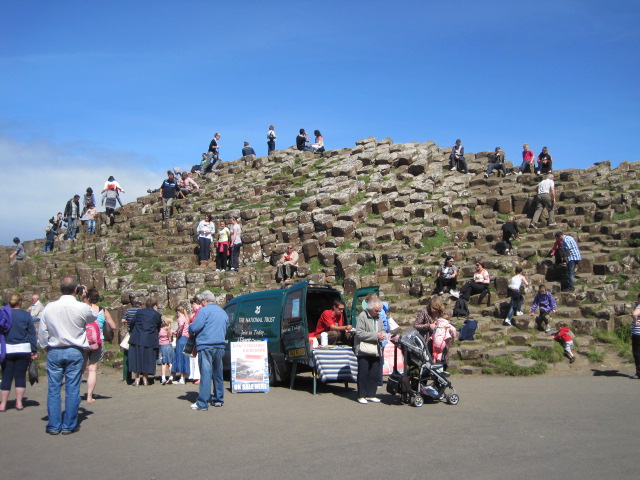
267,125 -> 277,154
207,133 -> 221,162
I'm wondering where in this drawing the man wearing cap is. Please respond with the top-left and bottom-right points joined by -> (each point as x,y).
188,290 -> 229,410
64,195 -> 81,240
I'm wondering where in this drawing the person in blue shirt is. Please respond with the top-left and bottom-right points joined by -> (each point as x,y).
188,290 -> 229,411
555,231 -> 581,292
242,141 -> 256,157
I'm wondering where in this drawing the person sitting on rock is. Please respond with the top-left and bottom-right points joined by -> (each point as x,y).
296,129 -> 313,152
449,139 -> 471,174
241,141 -> 256,157
178,172 -> 199,197
275,244 -> 299,283
529,284 -> 557,332
501,216 -> 519,255
433,256 -> 459,295
49,212 -> 63,233
311,130 -> 325,153
453,261 -> 491,305
536,146 -> 553,174
517,143 -> 535,175
313,300 -> 353,345
484,147 -> 509,178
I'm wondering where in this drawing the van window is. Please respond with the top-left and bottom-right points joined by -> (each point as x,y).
283,289 -> 303,324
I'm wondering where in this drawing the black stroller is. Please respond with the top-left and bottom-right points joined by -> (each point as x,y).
387,327 -> 459,407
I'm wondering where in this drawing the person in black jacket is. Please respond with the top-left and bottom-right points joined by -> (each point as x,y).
501,216 -> 519,255
128,298 -> 162,386
449,139 -> 470,174
64,195 -> 81,240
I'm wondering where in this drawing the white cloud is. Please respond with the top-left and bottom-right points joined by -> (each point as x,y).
0,134 -> 161,246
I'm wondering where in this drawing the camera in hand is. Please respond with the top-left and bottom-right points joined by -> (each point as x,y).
75,285 -> 86,296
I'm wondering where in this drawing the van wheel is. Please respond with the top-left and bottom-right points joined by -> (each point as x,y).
268,356 -> 278,386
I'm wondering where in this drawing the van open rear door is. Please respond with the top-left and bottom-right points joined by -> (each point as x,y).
347,286 -> 380,326
280,281 -> 310,364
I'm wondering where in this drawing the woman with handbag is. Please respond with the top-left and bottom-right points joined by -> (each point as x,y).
0,293 -> 38,411
354,295 -> 386,404
128,298 -> 162,386
171,305 -> 190,385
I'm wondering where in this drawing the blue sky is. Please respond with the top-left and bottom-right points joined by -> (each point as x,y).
1,0 -> 639,246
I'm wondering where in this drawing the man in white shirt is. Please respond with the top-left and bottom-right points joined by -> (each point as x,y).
531,174 -> 557,229
38,277 -> 96,435
27,294 -> 44,320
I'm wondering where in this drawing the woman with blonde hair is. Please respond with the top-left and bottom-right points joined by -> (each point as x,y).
0,293 -> 37,411
158,317 -> 174,384
171,305 -> 190,385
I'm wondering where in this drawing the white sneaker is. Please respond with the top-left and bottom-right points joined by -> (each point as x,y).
484,173 -> 489,178
516,171 -> 522,175
450,291 -> 460,298
545,327 -> 553,333
450,167 -> 456,171
438,291 -> 444,295
365,397 -> 381,403
504,319 -> 512,326
516,311 -> 524,316
177,378 -> 185,385
505,173 -> 511,176
466,172 -> 473,175
357,397 -> 368,404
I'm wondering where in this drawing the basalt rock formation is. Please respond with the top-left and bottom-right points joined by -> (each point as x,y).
2,137 -> 639,373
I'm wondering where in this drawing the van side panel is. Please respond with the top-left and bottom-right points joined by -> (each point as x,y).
233,296 -> 282,355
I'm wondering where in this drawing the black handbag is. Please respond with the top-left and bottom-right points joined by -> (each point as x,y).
183,335 -> 197,357
28,359 -> 39,386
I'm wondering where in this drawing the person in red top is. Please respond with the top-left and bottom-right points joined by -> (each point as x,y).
553,322 -> 575,363
314,300 -> 353,345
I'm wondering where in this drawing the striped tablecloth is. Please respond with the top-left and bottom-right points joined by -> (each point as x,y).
311,347 -> 358,383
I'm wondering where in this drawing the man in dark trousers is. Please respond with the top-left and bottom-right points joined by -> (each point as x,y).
158,170 -> 183,220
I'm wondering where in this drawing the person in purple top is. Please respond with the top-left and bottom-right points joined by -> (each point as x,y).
530,285 -> 557,332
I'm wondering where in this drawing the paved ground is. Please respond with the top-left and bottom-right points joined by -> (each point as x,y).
1,365 -> 638,480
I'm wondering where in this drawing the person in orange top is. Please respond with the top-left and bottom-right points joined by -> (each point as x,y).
313,300 -> 353,345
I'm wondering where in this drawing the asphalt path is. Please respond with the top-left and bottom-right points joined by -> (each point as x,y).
0,369 -> 638,480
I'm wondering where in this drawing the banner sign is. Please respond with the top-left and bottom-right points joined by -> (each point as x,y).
230,341 -> 270,393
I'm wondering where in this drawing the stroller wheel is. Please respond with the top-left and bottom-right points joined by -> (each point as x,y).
446,393 -> 460,405
412,395 -> 424,407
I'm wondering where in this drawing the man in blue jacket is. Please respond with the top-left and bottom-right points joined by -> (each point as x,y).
189,290 -> 229,411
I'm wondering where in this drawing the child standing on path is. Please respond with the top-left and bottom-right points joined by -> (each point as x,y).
504,267 -> 529,326
553,322 -> 576,363
158,318 -> 175,385
85,203 -> 97,234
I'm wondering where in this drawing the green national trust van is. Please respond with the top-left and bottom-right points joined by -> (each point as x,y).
222,281 -> 379,384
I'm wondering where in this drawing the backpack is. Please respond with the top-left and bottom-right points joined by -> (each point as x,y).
459,319 -> 478,341
86,322 -> 102,350
453,297 -> 469,318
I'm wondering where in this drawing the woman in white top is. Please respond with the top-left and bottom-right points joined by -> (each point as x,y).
267,125 -> 277,154
311,130 -> 325,153
197,214 -> 215,267
504,267 -> 529,326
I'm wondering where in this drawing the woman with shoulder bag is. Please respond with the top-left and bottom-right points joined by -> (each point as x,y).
354,295 -> 386,404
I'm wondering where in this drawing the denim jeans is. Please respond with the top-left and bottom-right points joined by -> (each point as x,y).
199,237 -> 211,262
67,218 -> 78,239
567,260 -> 579,291
519,161 -> 533,174
486,162 -> 506,176
87,219 -> 95,234
505,289 -> 523,322
267,140 -> 275,153
162,198 -> 174,220
196,347 -> 225,409
46,347 -> 85,432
